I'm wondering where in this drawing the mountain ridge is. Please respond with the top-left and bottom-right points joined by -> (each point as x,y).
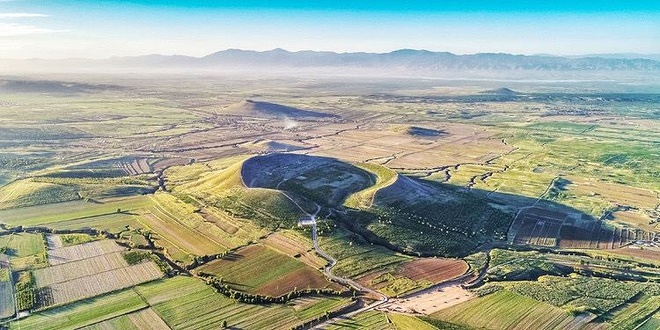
3,49 -> 660,73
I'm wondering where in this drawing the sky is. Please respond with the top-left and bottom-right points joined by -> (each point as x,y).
0,0 -> 659,59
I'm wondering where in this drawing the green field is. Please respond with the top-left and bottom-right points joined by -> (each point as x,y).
197,245 -> 304,289
344,163 -> 398,210
388,313 -> 438,330
8,289 -> 148,329
0,196 -> 151,229
639,310 -> 660,330
0,232 -> 47,270
318,227 -> 411,279
0,233 -> 45,257
325,310 -> 394,329
433,290 -> 587,330
9,276 -> 351,330
0,268 -> 14,319
59,233 -> 97,246
135,276 -> 351,330
80,308 -> 170,330
485,275 -> 660,315
195,244 -> 337,296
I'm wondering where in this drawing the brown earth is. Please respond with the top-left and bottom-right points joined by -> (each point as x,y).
256,267 -> 343,297
398,258 -> 469,283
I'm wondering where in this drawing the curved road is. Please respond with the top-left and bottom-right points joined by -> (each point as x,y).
293,202 -> 388,328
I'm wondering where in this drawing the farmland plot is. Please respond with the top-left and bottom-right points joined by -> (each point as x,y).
81,308 -> 170,330
8,288 -> 148,329
325,310 -> 395,329
0,281 -> 14,319
0,232 -> 45,257
0,232 -> 47,270
0,265 -> 14,319
136,276 -> 352,330
196,207 -> 259,247
510,207 -> 655,249
142,194 -> 232,252
318,227 -> 411,279
262,230 -> 326,268
115,157 -> 153,175
35,252 -> 128,286
45,213 -> 139,235
358,258 -> 468,297
138,212 -> 220,259
509,207 -> 566,247
388,313 -> 438,330
432,290 -> 593,330
0,196 -> 151,228
35,240 -> 163,306
41,261 -> 162,306
196,244 -> 340,297
47,240 -> 124,265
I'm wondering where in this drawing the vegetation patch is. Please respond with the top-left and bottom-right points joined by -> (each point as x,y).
135,276 -> 352,330
196,244 -> 339,297
59,233 -> 96,246
15,271 -> 35,311
432,290 -> 591,330
9,288 -> 148,329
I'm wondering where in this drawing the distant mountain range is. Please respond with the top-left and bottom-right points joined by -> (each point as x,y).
3,49 -> 660,74
572,53 -> 660,62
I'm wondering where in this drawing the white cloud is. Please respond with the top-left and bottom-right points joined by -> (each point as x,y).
0,12 -> 65,37
0,22 -> 66,36
0,13 -> 48,18
0,13 -> 48,19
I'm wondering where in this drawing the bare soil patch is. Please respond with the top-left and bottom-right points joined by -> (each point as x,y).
398,258 -> 468,283
256,267 -> 343,297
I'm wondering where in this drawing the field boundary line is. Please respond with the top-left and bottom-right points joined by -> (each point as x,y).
134,214 -> 193,257
149,197 -> 227,250
35,259 -> 161,287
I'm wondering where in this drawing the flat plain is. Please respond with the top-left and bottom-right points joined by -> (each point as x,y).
0,73 -> 659,329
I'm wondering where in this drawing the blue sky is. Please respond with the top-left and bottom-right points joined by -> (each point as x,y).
0,0 -> 658,59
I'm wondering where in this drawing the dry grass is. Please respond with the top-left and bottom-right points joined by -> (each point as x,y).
48,240 -> 124,265
262,231 -> 325,269
398,258 -> 468,283
35,252 -> 128,287
44,261 -> 162,306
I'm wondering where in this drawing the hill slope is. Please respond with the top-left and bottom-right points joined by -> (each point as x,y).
223,100 -> 338,119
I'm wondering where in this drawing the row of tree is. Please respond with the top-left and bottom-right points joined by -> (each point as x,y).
201,273 -> 353,304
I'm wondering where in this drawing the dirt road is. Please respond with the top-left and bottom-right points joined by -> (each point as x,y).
291,201 -> 388,329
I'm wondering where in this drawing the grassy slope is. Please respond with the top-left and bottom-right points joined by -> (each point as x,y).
326,310 -> 395,329
10,276 -> 351,330
174,157 -> 302,230
0,179 -> 80,210
0,196 -> 151,228
0,232 -> 47,270
318,227 -> 411,279
344,163 -> 398,210
364,175 -> 512,256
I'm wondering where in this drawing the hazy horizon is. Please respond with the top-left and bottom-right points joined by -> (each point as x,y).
1,0 -> 659,59
4,47 -> 660,61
